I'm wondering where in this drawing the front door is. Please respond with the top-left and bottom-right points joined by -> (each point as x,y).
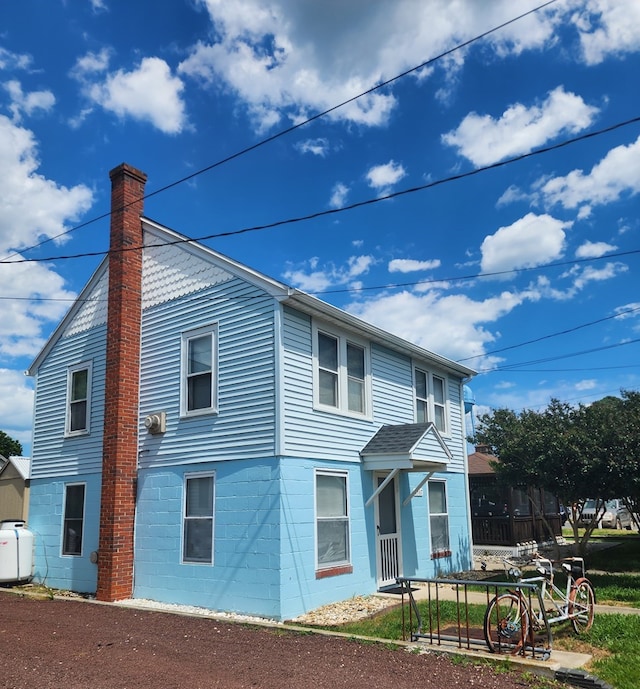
375,474 -> 402,588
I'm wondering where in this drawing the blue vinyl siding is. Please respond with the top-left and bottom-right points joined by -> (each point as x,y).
30,326 -> 106,479
138,278 -> 277,468
280,305 -> 468,472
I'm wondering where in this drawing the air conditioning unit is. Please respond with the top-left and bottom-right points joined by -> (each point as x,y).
144,411 -> 166,434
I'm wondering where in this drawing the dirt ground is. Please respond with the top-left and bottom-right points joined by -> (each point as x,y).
0,591 -> 559,689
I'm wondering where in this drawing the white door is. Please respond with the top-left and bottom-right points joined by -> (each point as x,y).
375,474 -> 402,588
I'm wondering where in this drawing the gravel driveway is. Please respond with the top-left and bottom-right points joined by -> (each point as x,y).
1,591 -> 560,689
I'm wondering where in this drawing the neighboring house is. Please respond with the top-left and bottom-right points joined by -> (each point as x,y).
0,455 -> 31,522
26,164 -> 476,621
468,445 -> 562,550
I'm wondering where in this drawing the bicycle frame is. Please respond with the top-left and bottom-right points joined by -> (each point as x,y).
505,555 -> 593,629
484,554 -> 595,655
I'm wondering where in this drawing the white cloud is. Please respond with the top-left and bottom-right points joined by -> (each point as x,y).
366,160 -> 406,194
388,258 -> 441,273
539,135 -> 640,212
177,0 -> 567,132
572,0 -> 640,65
575,240 -> 616,258
74,54 -> 187,134
283,254 -> 375,292
535,261 -> 628,301
3,80 -> 55,122
480,213 -> 569,275
442,86 -> 599,166
575,379 -> 597,391
614,303 -> 640,319
296,138 -> 329,156
0,368 -> 34,446
347,287 -> 536,366
0,47 -> 32,72
71,48 -> 111,78
0,115 -> 93,252
329,182 -> 349,209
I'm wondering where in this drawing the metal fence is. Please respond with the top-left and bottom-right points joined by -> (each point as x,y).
395,576 -> 553,660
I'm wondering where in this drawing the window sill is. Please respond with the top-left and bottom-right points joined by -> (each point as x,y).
313,404 -> 372,422
431,550 -> 452,560
64,430 -> 90,438
315,564 -> 353,579
180,408 -> 219,419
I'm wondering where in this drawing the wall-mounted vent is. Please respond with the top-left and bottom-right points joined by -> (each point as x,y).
144,411 -> 166,435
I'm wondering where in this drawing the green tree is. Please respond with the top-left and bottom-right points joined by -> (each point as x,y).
473,399 -> 613,555
0,430 -> 22,459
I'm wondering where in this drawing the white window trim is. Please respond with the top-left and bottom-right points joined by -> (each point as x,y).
181,471 -> 215,566
413,365 -> 450,435
65,361 -> 92,437
61,482 -> 86,557
312,322 -> 371,419
180,324 -> 219,417
427,479 -> 451,558
315,469 -> 351,571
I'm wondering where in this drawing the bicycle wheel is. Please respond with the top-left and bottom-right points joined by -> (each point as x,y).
484,592 -> 529,654
569,578 -> 595,634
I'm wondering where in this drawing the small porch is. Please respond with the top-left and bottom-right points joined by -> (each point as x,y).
361,422 -> 454,589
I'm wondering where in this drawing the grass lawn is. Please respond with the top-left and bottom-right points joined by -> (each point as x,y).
302,535 -> 640,689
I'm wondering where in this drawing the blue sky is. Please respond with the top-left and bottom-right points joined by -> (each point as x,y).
1,0 -> 639,455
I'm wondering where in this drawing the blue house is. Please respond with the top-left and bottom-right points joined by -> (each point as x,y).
27,163 -> 476,621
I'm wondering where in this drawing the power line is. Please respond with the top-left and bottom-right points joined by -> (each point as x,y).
3,114 -> 639,267
458,304 -> 640,362
474,336 -> 640,373
1,245 -> 638,302
4,0 -> 559,262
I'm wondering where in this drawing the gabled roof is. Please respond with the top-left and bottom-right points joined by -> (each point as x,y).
360,422 -> 453,472
467,448 -> 498,475
0,456 -> 30,481
28,218 -> 476,380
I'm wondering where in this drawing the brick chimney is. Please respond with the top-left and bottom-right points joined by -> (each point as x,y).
96,163 -> 147,601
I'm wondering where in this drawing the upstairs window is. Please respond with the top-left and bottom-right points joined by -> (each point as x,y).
415,369 -> 428,423
315,326 -> 369,417
414,368 -> 448,433
181,325 -> 218,415
432,375 -> 446,432
66,363 -> 91,435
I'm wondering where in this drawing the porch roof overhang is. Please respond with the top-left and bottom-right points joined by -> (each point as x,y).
361,423 -> 453,508
360,422 -> 453,473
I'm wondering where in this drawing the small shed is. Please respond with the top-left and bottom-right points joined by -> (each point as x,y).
0,455 -> 31,522
468,446 -> 562,547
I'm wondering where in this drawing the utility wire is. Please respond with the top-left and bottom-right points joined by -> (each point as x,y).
474,336 -> 640,373
1,245 -> 637,300
3,113 -> 639,266
4,0 -> 559,262
458,305 -> 640,362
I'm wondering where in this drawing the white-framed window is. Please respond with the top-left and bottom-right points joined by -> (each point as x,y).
181,325 -> 218,416
428,480 -> 450,558
66,362 -> 92,435
314,325 -> 370,417
315,470 -> 350,570
432,375 -> 446,433
182,473 -> 215,564
62,483 -> 85,556
414,367 -> 448,434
